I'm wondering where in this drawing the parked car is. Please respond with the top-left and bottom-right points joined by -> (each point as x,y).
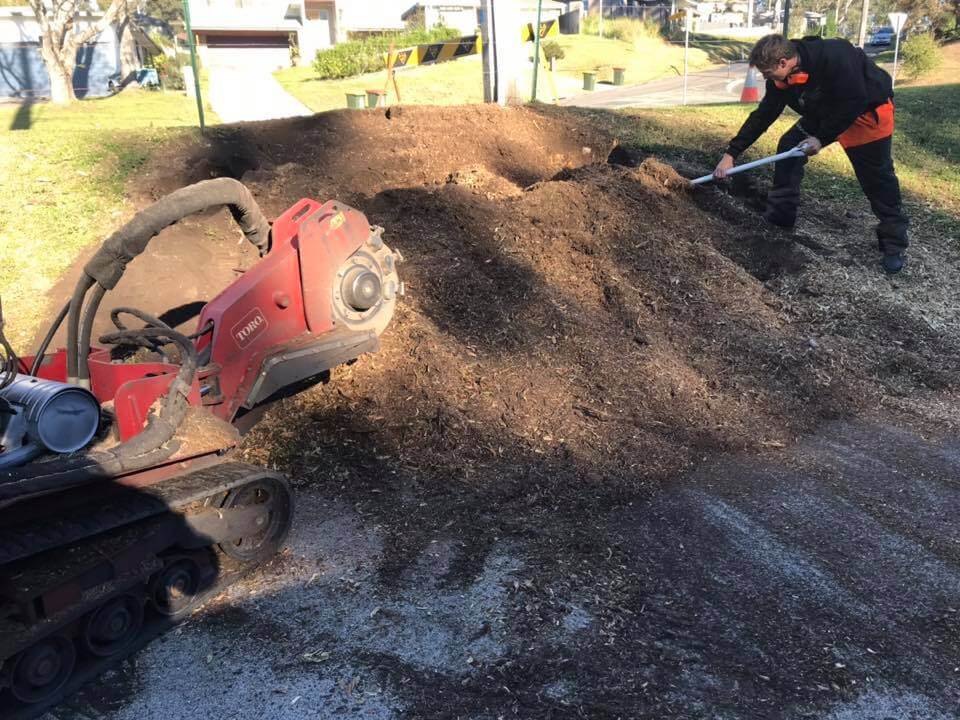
871,27 -> 894,46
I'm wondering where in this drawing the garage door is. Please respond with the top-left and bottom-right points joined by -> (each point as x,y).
203,34 -> 290,70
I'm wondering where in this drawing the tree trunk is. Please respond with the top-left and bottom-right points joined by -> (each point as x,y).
857,0 -> 869,47
42,43 -> 77,104
118,13 -> 141,79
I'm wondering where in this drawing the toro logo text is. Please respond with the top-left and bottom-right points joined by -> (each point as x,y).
232,307 -> 268,349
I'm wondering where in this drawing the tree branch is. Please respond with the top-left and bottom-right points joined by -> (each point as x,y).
73,0 -> 127,47
26,0 -> 48,34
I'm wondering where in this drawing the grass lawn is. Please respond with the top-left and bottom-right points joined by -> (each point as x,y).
276,32 -> 717,112
0,88 -> 213,351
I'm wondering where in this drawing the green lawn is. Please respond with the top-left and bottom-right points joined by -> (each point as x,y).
276,33 -> 717,112
0,88 -> 213,351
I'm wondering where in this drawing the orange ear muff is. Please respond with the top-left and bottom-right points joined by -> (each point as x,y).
773,71 -> 809,90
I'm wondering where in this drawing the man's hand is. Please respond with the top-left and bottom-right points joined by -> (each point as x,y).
713,153 -> 735,179
799,136 -> 822,156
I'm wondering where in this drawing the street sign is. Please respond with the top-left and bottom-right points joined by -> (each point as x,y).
888,12 -> 907,34
888,12 -> 908,89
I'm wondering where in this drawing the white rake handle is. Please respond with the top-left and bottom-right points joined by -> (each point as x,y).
691,146 -> 808,186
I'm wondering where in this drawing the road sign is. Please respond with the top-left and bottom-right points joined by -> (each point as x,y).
888,12 -> 908,89
888,12 -> 907,34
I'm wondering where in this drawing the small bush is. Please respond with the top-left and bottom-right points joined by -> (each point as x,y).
541,40 -> 565,62
312,25 -> 461,79
151,52 -> 185,91
900,33 -> 943,80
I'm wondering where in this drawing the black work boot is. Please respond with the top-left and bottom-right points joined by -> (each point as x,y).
882,252 -> 906,274
763,209 -> 796,231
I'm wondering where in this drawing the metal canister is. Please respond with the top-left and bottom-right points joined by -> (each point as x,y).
0,374 -> 100,457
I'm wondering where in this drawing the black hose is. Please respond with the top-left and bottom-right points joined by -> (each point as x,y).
97,326 -> 198,463
66,275 -> 95,382
29,300 -> 70,377
77,285 -> 106,383
0,312 -> 17,391
110,307 -> 171,333
83,178 -> 271,293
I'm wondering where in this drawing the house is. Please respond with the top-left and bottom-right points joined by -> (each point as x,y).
186,0 -> 330,70
0,5 -> 156,100
186,0 -> 408,70
400,0 -> 567,36
401,1 -> 482,36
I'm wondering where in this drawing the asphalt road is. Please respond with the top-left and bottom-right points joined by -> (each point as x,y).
561,64 -> 766,109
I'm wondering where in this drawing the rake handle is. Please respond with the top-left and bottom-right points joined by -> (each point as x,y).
691,146 -> 808,186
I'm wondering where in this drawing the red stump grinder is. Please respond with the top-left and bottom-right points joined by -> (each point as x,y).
0,179 -> 401,717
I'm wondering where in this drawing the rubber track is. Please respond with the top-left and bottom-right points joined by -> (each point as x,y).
0,462 -> 272,566
5,561 -> 261,720
0,462 -> 288,719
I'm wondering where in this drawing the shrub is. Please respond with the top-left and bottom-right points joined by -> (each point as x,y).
151,52 -> 185,91
900,33 -> 943,80
541,40 -> 565,62
312,25 -> 462,79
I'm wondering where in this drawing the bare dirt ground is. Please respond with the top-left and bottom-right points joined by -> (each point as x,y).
38,105 -> 960,719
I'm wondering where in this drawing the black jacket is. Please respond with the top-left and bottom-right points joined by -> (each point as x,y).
726,37 -> 893,157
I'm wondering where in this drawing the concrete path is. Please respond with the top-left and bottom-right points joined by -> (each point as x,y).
561,64 -> 766,109
207,64 -> 313,124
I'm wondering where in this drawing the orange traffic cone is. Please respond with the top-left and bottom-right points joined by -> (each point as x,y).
739,66 -> 760,103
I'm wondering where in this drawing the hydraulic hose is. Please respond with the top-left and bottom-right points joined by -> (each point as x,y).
67,178 -> 271,388
96,326 -> 198,463
29,300 -> 70,377
77,285 -> 107,386
66,275 -> 95,383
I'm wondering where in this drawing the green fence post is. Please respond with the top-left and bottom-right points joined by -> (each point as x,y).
181,0 -> 205,133
531,0 -> 544,102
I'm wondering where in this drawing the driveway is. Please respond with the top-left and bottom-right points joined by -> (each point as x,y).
207,64 -> 313,124
561,64 -> 766,109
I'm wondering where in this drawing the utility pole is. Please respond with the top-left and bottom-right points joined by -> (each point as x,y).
782,0 -> 792,35
747,0 -> 754,28
481,0 -> 498,103
481,0 -> 522,105
857,0 -> 870,47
